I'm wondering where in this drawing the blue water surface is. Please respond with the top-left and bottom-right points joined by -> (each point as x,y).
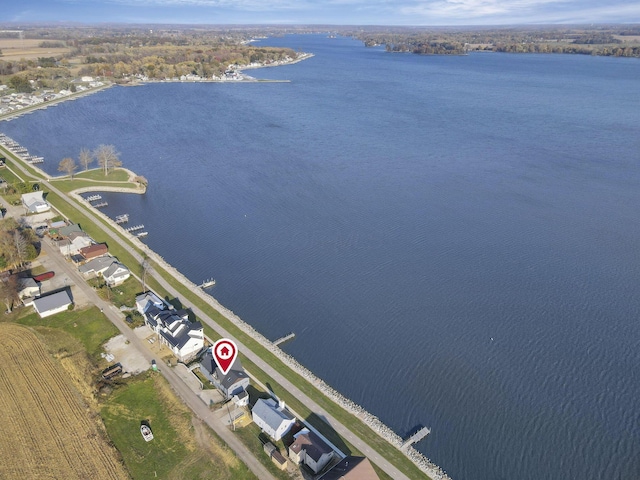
3,34 -> 640,480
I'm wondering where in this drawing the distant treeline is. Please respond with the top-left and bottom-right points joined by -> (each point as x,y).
351,25 -> 640,58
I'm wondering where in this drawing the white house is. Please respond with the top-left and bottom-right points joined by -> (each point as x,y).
21,191 -> 50,214
103,261 -> 130,286
252,398 -> 296,442
58,231 -> 92,256
135,292 -> 204,362
288,428 -> 334,474
32,290 -> 72,318
78,256 -> 115,276
199,349 -> 250,399
17,277 -> 40,300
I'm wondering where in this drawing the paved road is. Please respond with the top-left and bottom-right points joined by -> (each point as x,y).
3,146 -> 420,480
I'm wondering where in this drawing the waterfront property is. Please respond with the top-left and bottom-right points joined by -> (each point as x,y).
21,191 -> 50,214
79,243 -> 109,261
319,455 -> 380,480
135,291 -> 204,362
78,255 -> 130,286
58,231 -> 92,256
288,428 -> 335,474
251,398 -> 296,442
199,349 -> 250,400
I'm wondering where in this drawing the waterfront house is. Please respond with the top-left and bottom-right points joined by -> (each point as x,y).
252,398 -> 296,442
32,290 -> 72,318
58,231 -> 92,256
199,349 -> 250,400
103,261 -> 130,286
288,428 -> 334,474
79,243 -> 108,261
135,292 -> 204,362
21,192 -> 50,214
78,256 -> 115,277
55,222 -> 82,238
319,456 -> 380,480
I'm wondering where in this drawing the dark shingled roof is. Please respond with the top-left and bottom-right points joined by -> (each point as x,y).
289,429 -> 333,462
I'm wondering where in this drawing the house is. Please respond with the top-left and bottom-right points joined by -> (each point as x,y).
78,256 -> 130,286
54,222 -> 82,238
288,428 -> 334,474
79,243 -> 108,260
103,261 -> 130,286
78,256 -> 116,276
17,277 -> 40,299
319,456 -> 380,480
32,290 -> 72,318
135,292 -> 204,362
252,398 -> 296,441
199,348 -> 250,399
58,231 -> 92,256
21,191 -> 50,213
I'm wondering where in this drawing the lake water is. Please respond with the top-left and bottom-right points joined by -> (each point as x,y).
3,34 -> 640,480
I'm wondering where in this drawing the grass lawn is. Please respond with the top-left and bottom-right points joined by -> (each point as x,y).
102,373 -> 256,480
74,168 -> 130,182
233,422 -> 294,480
51,179 -> 140,191
14,305 -> 119,359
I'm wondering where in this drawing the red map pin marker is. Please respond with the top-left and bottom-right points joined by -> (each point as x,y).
212,338 -> 238,376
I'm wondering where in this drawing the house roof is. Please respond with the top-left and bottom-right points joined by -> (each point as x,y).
290,429 -> 333,462
78,256 -> 115,274
201,350 -> 248,387
252,398 -> 295,431
33,290 -> 72,314
104,261 -> 128,279
21,192 -> 49,212
80,243 -> 108,258
58,223 -> 82,237
135,291 -> 165,314
319,456 -> 380,480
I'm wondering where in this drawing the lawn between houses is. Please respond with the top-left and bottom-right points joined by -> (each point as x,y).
8,152 -> 428,480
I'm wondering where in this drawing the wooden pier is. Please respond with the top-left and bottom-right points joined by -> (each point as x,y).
115,214 -> 129,224
198,278 -> 216,289
91,201 -> 108,208
401,426 -> 431,449
135,231 -> 148,238
86,194 -> 102,201
125,224 -> 144,232
273,332 -> 296,346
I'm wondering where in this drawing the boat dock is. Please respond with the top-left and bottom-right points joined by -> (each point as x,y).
274,332 -> 296,346
198,278 -> 216,289
401,426 -> 431,449
115,214 -> 129,224
125,224 -> 144,232
136,231 -> 148,238
86,194 -> 102,201
0,134 -> 45,164
91,201 -> 108,208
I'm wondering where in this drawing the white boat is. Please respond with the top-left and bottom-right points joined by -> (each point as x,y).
141,424 -> 154,442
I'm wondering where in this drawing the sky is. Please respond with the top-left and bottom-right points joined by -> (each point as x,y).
3,0 -> 640,26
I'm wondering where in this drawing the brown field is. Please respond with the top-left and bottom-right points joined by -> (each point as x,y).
0,38 -> 70,60
0,324 -> 129,480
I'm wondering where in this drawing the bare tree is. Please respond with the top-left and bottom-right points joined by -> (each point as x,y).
93,144 -> 122,176
141,254 -> 152,292
0,275 -> 18,313
79,148 -> 93,171
12,231 -> 28,268
58,157 -> 77,179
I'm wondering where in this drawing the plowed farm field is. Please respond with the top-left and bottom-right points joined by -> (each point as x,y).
0,323 -> 129,480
